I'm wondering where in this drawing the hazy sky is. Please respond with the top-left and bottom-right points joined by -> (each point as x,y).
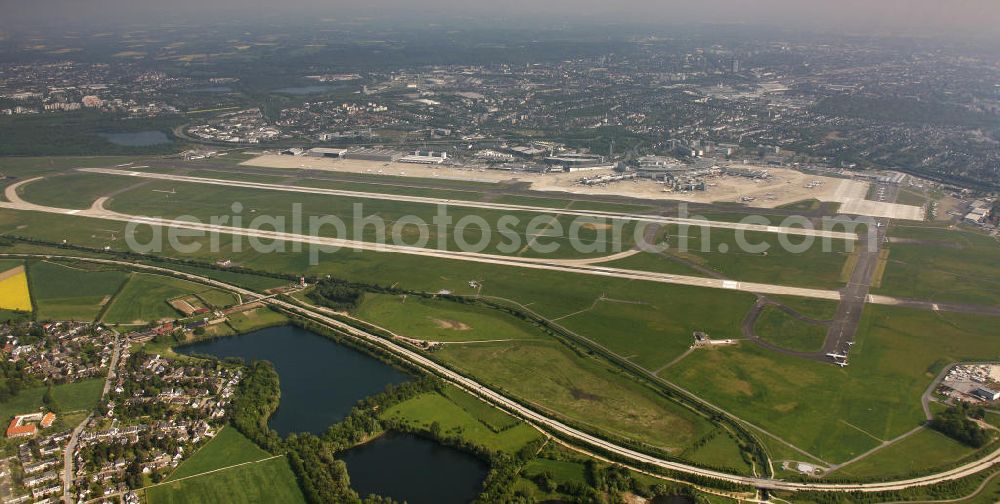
4,0 -> 1000,37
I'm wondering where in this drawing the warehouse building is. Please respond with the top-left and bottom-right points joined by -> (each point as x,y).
306,147 -> 349,158
343,148 -> 403,162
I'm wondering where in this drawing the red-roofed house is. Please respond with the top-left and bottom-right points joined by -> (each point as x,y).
40,412 -> 56,428
6,418 -> 37,438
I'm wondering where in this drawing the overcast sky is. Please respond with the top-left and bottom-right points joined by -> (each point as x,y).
4,0 -> 1000,37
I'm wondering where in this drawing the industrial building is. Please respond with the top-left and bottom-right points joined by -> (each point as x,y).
398,150 -> 448,164
343,147 -> 403,162
972,387 -> 1000,401
306,147 -> 349,158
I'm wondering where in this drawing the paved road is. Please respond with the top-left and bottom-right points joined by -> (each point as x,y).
77,167 -> 860,241
4,252 -> 999,494
62,331 -> 121,502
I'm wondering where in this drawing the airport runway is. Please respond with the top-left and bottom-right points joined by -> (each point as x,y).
3,178 -> 999,315
77,167 -> 860,241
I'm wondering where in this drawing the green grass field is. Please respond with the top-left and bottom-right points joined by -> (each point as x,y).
0,258 -> 23,271
149,426 -> 304,504
354,293 -> 546,343
0,378 -> 104,425
753,305 -> 828,352
668,305 -> 1000,464
609,225 -> 853,290
147,455 -> 304,504
680,428 -> 754,474
226,308 -> 288,333
553,281 -> 755,371
433,339 -> 720,455
522,457 -> 588,484
166,427 -> 272,480
100,176 -> 639,260
878,224 -> 1000,305
832,428 -> 975,479
28,260 -> 129,321
18,173 -> 148,209
382,388 -> 542,454
102,273 -> 236,324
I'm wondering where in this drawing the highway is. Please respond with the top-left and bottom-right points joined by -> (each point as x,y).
77,167 -> 860,241
2,252 -> 998,495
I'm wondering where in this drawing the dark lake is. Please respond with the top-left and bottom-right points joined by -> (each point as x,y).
176,325 -> 410,435
184,86 -> 233,93
273,85 -> 334,95
338,432 -> 489,504
99,131 -> 172,146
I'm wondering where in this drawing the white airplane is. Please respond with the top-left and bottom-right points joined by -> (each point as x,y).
847,341 -> 855,346
826,352 -> 848,360
835,361 -> 848,368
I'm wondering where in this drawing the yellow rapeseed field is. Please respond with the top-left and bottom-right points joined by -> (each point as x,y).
0,266 -> 32,312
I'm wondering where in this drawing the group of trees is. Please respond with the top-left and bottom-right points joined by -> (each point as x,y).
307,279 -> 365,311
930,403 -> 992,448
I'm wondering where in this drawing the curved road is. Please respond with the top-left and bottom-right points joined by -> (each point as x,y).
2,252 -> 998,495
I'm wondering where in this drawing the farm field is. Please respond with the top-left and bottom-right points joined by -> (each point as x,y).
433,339 -> 721,455
28,260 -> 129,321
381,387 -> 543,454
667,305 -> 1000,464
0,260 -> 31,312
102,273 -> 236,324
353,293 -> 547,343
753,305 -> 828,352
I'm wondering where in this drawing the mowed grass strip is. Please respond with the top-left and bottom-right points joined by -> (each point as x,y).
28,260 -> 129,321
102,273 -> 236,324
381,388 -> 542,454
0,264 -> 32,312
353,293 -> 544,343
433,339 -> 714,454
